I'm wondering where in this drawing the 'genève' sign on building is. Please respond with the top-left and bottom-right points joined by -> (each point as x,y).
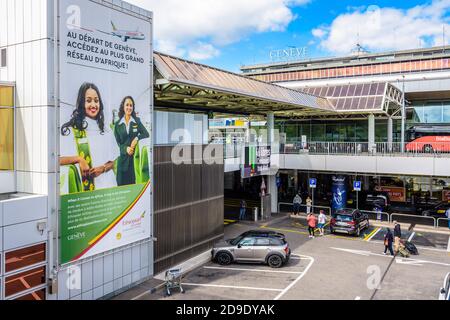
269,47 -> 308,62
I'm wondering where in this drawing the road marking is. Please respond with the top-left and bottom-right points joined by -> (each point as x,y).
331,247 -> 450,267
331,247 -> 373,257
261,225 -> 309,236
447,236 -> 450,253
408,232 -> 416,242
315,222 -> 330,232
203,266 -> 304,275
183,283 -> 283,292
364,228 -> 380,241
369,239 -> 449,253
395,258 -> 423,266
329,235 -> 361,242
355,296 -> 361,300
274,255 -> 314,301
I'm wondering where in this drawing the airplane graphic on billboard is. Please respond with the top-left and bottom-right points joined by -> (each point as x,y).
98,21 -> 146,42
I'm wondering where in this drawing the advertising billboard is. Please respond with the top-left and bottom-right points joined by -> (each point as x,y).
332,176 -> 347,212
376,186 -> 406,202
58,0 -> 152,265
242,145 -> 271,178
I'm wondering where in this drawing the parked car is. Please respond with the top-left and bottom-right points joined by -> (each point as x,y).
330,209 -> 370,237
421,201 -> 450,218
364,194 -> 390,212
439,272 -> 450,300
347,191 -> 391,212
415,199 -> 442,214
211,230 -> 291,268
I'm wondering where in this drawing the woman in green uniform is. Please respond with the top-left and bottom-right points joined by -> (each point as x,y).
114,96 -> 150,186
60,83 -> 115,193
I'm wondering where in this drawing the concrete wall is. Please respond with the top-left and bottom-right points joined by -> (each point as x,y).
154,145 -> 224,274
154,111 -> 208,145
0,195 -> 48,300
0,0 -> 55,196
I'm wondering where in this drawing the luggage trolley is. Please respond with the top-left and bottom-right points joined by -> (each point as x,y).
164,268 -> 185,297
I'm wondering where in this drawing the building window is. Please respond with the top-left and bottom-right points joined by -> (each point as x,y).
0,85 -> 14,171
5,243 -> 46,273
5,266 -> 46,298
0,48 -> 6,68
14,288 -> 46,301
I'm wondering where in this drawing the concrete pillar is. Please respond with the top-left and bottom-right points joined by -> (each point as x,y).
368,114 -> 376,153
269,174 -> 279,213
388,117 -> 393,151
267,112 -> 278,154
388,117 -> 393,144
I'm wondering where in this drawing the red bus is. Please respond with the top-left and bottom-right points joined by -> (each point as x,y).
406,125 -> 450,153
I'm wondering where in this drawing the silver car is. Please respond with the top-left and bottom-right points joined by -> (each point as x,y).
211,231 -> 291,268
439,272 -> 450,300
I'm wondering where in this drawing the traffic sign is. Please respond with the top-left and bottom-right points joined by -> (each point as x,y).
353,181 -> 362,192
309,178 -> 317,189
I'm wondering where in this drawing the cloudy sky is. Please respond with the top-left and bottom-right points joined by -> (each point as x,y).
127,0 -> 450,71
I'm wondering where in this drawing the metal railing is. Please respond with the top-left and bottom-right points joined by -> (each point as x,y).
390,213 -> 436,228
273,204 -> 450,229
437,218 -> 450,229
282,140 -> 450,157
278,202 -> 332,216
359,210 -> 390,223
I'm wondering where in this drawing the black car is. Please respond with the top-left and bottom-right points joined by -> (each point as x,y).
330,209 -> 370,237
347,191 -> 390,212
364,194 -> 390,211
421,202 -> 450,218
415,198 -> 442,214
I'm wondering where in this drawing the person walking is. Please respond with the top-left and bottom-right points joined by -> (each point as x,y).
307,213 -> 318,238
383,228 -> 394,256
293,193 -> 302,216
446,207 -> 450,230
394,221 -> 402,253
239,199 -> 247,220
318,210 -> 327,236
306,196 -> 312,214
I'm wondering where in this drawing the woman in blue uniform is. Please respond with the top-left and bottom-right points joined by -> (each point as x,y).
114,96 -> 149,186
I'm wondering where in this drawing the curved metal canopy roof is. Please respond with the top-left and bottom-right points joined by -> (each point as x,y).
154,52 -> 403,119
154,52 -> 335,117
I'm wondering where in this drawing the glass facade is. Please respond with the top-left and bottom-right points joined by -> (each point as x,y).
409,101 -> 450,124
0,85 -> 14,171
278,120 -> 390,143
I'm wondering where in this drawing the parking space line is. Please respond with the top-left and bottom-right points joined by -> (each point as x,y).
260,225 -> 309,236
408,232 -> 416,242
364,227 -> 380,241
274,255 -> 315,301
203,266 -> 304,275
182,283 -> 284,292
329,235 -> 361,241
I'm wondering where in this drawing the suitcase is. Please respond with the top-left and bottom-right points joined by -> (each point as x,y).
398,246 -> 410,258
405,241 -> 419,255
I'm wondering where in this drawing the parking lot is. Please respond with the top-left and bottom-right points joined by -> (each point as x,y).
124,214 -> 450,301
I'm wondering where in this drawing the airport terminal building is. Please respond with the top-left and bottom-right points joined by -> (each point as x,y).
1,0 -> 450,301
239,47 -> 450,215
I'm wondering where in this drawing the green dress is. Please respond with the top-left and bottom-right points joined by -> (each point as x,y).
113,117 -> 150,186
